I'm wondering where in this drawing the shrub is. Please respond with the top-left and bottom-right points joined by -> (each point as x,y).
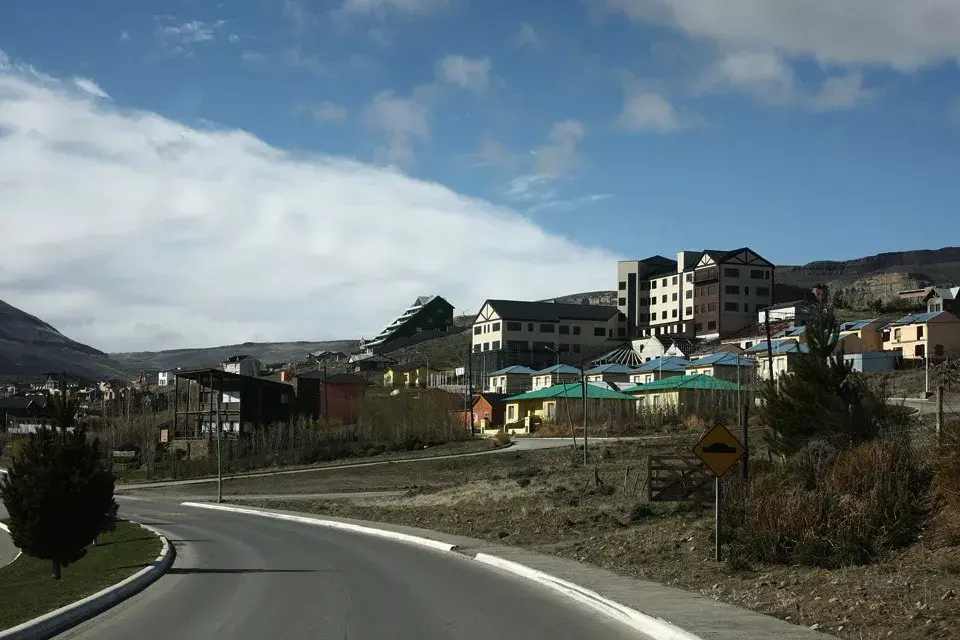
629,502 -> 654,522
506,466 -> 542,480
725,438 -> 932,568
493,430 -> 512,447
932,421 -> 960,545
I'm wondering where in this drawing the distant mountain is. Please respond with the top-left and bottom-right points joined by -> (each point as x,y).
110,340 -> 360,373
0,299 -> 127,380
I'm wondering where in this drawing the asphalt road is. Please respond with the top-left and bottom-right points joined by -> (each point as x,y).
0,525 -> 16,568
48,499 -> 642,640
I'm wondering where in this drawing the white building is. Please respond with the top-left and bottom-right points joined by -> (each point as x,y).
221,355 -> 262,377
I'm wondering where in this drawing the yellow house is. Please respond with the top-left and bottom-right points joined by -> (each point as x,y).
504,383 -> 636,433
684,353 -> 756,382
837,319 -> 885,353
486,365 -> 536,394
531,364 -> 582,390
755,343 -> 806,381
383,364 -> 443,388
623,374 -> 746,411
584,364 -> 637,384
882,311 -> 960,362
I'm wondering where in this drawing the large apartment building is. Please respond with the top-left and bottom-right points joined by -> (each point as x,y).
618,248 -> 775,340
469,299 -> 624,376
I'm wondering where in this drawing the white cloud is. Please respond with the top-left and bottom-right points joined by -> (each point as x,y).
73,78 -> 110,99
529,193 -> 613,215
517,23 -> 541,49
705,50 -> 872,111
363,90 -> 431,164
155,18 -> 225,55
296,100 -> 348,123
616,90 -> 691,132
605,0 -> 960,69
0,57 -> 615,352
119,30 -> 131,43
436,55 -> 491,92
534,120 -> 584,176
340,0 -> 450,17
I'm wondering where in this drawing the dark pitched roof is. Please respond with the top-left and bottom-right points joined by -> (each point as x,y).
484,300 -> 620,323
659,335 -> 699,354
226,355 -> 253,363
474,392 -> 508,406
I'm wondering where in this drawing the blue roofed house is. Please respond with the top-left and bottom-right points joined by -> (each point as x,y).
628,357 -> 691,384
585,363 -> 637,384
531,364 -> 582,390
486,365 -> 536,395
755,341 -> 808,381
881,311 -> 960,363
685,353 -> 756,382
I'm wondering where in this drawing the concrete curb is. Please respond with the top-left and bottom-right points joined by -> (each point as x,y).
0,522 -> 174,640
474,553 -> 702,640
182,501 -> 459,553
0,522 -> 23,567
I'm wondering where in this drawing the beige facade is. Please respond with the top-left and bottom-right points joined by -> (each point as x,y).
882,312 -> 960,361
531,371 -> 580,390
837,319 -> 885,354
486,371 -> 534,395
471,300 -> 622,357
618,248 -> 774,341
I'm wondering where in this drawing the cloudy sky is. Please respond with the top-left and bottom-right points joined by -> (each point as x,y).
1,0 -> 959,352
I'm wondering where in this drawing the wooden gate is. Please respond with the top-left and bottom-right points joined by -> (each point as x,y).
647,455 -> 713,503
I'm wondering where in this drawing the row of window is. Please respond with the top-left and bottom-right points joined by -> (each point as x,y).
618,267 -> 771,293
619,290 -> 694,308
475,340 -> 585,354
724,268 -> 771,279
723,285 -> 770,296
476,321 -> 606,336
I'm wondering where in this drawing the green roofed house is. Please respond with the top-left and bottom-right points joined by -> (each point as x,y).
503,383 -> 635,433
621,374 -> 746,412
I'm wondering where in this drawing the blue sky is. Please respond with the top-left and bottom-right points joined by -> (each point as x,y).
2,0 -> 960,349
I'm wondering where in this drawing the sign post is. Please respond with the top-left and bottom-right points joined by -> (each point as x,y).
693,424 -> 746,562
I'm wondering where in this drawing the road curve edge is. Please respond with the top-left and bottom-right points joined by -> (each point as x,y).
181,501 -> 459,553
0,522 -> 175,640
473,553 -> 703,640
0,522 -> 23,567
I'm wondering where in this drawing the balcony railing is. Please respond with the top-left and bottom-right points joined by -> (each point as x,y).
694,269 -> 719,283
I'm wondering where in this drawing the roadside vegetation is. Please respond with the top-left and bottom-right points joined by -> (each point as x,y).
0,520 -> 160,630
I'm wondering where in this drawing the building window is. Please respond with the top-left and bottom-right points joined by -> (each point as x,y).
573,326 -> 581,335
708,285 -> 717,294
618,297 -> 626,306
672,293 -> 678,301
661,295 -> 667,303
724,267 -> 740,278
558,343 -> 570,352
662,278 -> 668,287
528,323 -> 534,331
672,276 -> 678,285
915,344 -> 925,357
756,286 -> 770,296
651,312 -> 657,320
474,344 -> 481,353
619,281 -> 626,290
685,273 -> 693,282
640,281 -> 650,290
474,326 -> 482,335
695,323 -> 703,332
483,342 -> 490,351
743,304 -> 749,313
725,285 -> 739,295
725,302 -> 739,311
685,290 -> 692,299
672,309 -> 678,318
894,328 -> 902,341
765,271 -> 771,279
708,302 -> 717,312
559,325 -> 570,335
507,321 -> 522,331
750,269 -> 763,279
492,322 -> 501,332
651,280 -> 657,289
541,324 -> 555,333
639,313 -> 649,321
935,344 -> 945,357
917,326 -> 924,339
508,405 -> 515,420
506,340 -> 528,352
685,307 -> 693,316
593,327 -> 606,337
492,340 -> 501,350
744,286 -> 749,295
708,321 -> 717,330
573,344 -> 581,353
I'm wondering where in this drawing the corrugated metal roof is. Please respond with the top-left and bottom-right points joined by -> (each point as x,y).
688,353 -> 756,367
588,346 -> 645,367
839,319 -> 878,332
586,363 -> 637,374
635,357 -> 691,372
621,374 -> 747,393
885,311 -> 946,327
505,383 -> 636,401
533,364 -> 582,375
484,299 -> 620,323
489,365 -> 536,375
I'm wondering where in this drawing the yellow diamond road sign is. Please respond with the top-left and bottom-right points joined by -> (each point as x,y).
693,424 -> 745,477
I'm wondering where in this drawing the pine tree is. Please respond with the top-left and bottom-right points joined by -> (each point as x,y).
760,284 -> 884,457
0,398 -> 117,579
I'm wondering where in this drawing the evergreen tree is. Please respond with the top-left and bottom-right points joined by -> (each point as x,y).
760,284 -> 884,457
0,399 -> 117,579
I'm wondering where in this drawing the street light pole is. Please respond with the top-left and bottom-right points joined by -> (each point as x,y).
545,345 -> 560,386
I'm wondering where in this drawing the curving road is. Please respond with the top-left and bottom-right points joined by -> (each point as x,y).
48,499 -> 643,640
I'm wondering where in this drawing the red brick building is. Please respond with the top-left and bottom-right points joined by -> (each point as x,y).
472,392 -> 507,429
295,372 -> 370,424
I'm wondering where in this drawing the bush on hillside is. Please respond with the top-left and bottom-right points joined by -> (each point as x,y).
724,438 -> 932,568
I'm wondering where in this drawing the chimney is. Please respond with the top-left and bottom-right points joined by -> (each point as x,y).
677,251 -> 687,273
280,370 -> 286,382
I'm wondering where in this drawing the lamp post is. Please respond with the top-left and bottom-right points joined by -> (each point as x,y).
545,345 -> 560,386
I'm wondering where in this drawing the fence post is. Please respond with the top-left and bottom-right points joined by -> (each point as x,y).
936,384 -> 944,445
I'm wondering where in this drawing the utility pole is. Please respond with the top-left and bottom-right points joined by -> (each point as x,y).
763,308 -> 774,382
467,342 -> 475,436
925,355 -> 930,398
322,363 -> 328,422
216,375 -> 223,504
581,363 -> 588,466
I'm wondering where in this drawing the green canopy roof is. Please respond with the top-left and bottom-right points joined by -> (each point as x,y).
505,382 -> 636,402
620,374 -> 746,394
